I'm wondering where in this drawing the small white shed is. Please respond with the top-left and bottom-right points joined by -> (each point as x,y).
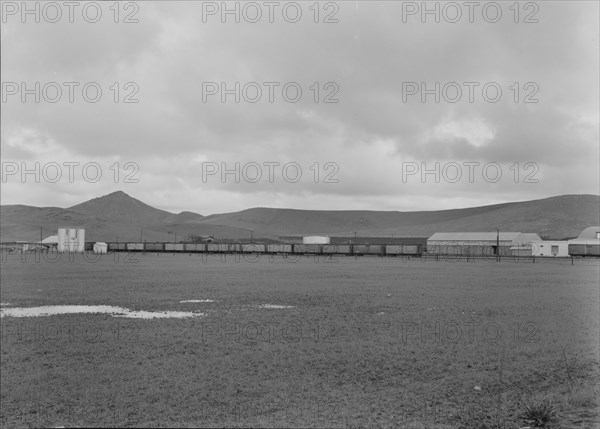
531,241 -> 569,257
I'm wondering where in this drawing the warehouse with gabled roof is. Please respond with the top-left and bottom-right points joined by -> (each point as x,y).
427,231 -> 542,256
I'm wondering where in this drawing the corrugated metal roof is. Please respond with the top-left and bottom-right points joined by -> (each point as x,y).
513,233 -> 542,244
428,232 -> 522,241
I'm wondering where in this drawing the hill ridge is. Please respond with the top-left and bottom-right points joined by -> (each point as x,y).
1,192 -> 598,242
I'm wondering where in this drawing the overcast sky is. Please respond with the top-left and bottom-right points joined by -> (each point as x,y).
1,1 -> 598,215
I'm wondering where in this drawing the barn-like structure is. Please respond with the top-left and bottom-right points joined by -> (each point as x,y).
426,232 -> 541,256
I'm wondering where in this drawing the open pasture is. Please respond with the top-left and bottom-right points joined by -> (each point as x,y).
1,254 -> 599,428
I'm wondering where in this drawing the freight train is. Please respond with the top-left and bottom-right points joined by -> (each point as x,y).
100,242 -> 425,256
50,240 -> 600,258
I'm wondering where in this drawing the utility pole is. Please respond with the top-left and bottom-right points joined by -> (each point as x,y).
496,228 -> 500,262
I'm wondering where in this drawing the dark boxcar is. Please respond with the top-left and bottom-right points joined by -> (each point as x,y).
145,243 -> 164,252
229,244 -> 243,253
293,244 -> 321,254
568,244 -> 586,256
206,243 -> 220,252
321,244 -> 352,254
353,244 -> 383,255
126,243 -> 144,251
587,244 -> 600,256
322,245 -> 342,254
570,243 -> 600,256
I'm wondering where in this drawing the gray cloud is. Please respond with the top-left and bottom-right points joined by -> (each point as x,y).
1,1 -> 598,213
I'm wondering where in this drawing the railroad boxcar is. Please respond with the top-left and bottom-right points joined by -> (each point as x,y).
126,243 -> 144,251
587,244 -> 600,256
322,244 -> 351,254
404,244 -> 420,254
110,242 -> 127,251
242,243 -> 266,253
321,245 -> 338,254
184,243 -> 205,252
293,244 -> 322,254
228,244 -> 243,253
165,243 -> 185,252
268,244 -> 293,253
385,245 -> 402,255
145,243 -> 164,252
353,244 -> 384,255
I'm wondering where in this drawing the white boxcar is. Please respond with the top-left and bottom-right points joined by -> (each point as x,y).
185,243 -> 205,252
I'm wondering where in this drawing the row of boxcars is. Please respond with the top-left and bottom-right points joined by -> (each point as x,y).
91,242 -> 424,256
80,242 -> 599,257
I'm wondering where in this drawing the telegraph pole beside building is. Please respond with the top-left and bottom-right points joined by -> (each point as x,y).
497,228 -> 500,262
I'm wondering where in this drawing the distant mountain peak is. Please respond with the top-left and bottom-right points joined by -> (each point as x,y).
68,190 -> 172,225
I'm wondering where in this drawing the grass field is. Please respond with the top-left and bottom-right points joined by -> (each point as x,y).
1,253 -> 599,428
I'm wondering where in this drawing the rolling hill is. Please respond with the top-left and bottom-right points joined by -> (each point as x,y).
1,192 -> 598,242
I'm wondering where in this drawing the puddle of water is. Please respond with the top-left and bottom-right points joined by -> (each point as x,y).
0,305 -> 205,319
114,310 -> 205,319
254,304 -> 295,309
180,299 -> 218,303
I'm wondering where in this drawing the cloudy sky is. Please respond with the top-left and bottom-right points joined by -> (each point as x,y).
1,1 -> 598,214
